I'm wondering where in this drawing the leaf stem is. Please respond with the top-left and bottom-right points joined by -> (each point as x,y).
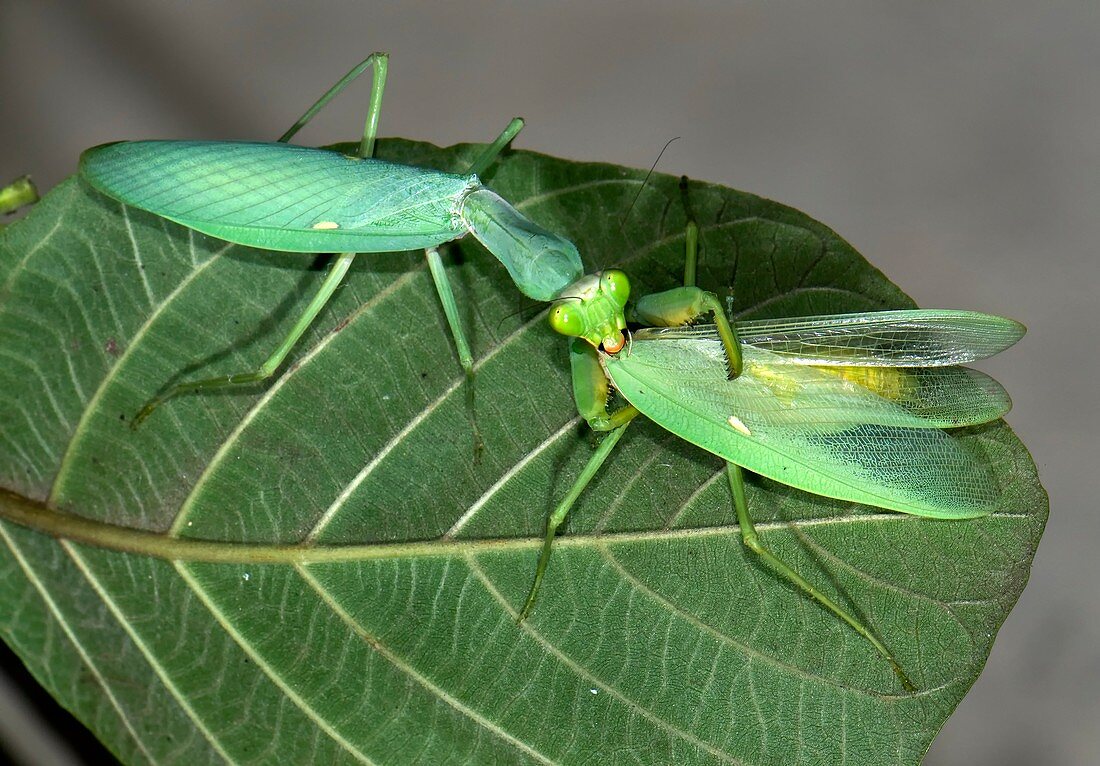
0,487 -> 944,564
0,487 -> 512,563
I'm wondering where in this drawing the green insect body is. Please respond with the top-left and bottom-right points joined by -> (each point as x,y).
73,54 -> 585,431
79,140 -> 582,302
524,196 -> 1025,690
602,312 -> 1022,519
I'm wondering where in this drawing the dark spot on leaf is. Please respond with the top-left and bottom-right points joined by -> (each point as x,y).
104,338 -> 120,356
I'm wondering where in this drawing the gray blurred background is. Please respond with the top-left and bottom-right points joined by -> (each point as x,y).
1,2 -> 1094,764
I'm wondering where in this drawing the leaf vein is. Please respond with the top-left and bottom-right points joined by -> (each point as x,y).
62,543 -> 234,764
296,563 -> 557,765
174,562 -> 379,765
466,554 -> 744,765
0,525 -> 159,765
48,241 -> 235,505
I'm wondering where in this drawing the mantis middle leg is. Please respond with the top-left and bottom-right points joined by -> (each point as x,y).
519,338 -> 638,619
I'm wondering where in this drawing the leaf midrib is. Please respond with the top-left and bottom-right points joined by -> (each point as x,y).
0,484 -> 1032,563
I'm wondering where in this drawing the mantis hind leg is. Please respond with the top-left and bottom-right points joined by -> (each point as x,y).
278,53 -> 389,159
726,463 -> 917,692
131,252 -> 355,428
681,178 -> 913,689
133,57 -> 390,426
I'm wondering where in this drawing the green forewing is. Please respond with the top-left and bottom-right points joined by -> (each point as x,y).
639,322 -> 1016,426
604,334 -> 1003,518
735,309 -> 1026,366
79,140 -> 473,253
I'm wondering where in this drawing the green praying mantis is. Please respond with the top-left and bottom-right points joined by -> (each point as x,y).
527,183 -> 1024,689
79,53 -> 583,429
76,54 -> 1024,690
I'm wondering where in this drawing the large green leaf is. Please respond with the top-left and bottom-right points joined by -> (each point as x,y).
0,139 -> 1046,765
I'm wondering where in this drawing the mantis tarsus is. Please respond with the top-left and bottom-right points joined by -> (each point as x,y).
79,53 -> 583,431
523,179 -> 1024,691
0,176 -> 38,219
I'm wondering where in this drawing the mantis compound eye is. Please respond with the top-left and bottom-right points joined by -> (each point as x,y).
548,300 -> 586,338
599,269 -> 630,308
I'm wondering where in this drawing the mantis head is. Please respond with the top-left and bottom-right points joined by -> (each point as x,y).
549,270 -> 631,353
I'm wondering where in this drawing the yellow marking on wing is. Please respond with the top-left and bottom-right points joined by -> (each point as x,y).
820,366 -> 915,402
746,362 -> 803,406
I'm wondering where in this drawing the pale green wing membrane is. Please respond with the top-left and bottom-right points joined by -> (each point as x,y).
603,335 -> 1004,518
80,140 -> 473,253
860,366 -> 1012,427
635,327 -> 1014,428
735,309 -> 1025,366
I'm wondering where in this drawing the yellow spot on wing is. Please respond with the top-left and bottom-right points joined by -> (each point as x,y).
821,366 -> 913,401
727,415 -> 751,435
312,221 -> 340,230
748,363 -> 801,405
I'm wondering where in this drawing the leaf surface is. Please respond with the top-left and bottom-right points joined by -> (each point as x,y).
0,139 -> 1047,765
